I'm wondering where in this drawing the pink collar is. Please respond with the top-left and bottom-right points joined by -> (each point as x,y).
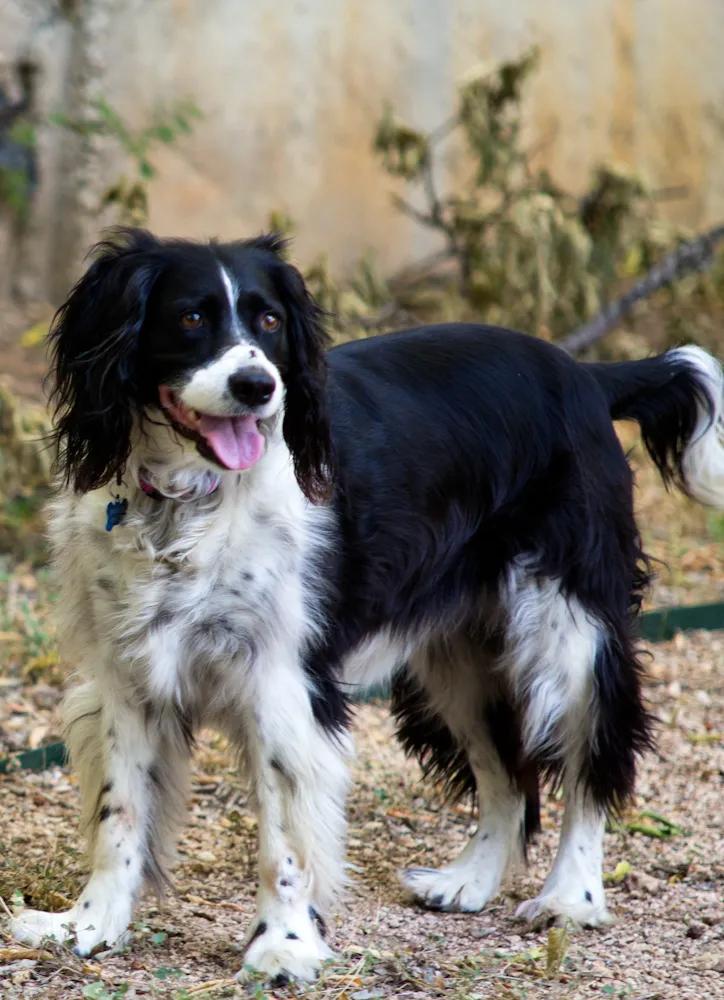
138,467 -> 222,502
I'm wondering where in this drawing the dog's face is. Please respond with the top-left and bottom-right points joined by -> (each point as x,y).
49,229 -> 332,501
139,243 -> 290,472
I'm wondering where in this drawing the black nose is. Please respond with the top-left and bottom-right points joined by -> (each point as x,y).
227,368 -> 276,407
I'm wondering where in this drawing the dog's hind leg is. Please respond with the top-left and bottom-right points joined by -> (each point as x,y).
499,565 -> 649,927
395,640 -> 531,912
10,678 -> 192,954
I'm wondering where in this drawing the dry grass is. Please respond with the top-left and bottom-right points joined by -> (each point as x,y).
0,451 -> 722,999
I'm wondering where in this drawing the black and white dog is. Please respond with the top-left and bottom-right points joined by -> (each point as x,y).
10,229 -> 724,981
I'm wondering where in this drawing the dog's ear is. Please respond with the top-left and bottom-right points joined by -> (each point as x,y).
273,256 -> 334,503
49,228 -> 163,493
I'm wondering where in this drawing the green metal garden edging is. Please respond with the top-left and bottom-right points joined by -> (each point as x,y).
638,602 -> 724,642
1,603 -> 722,775
0,738 -> 66,775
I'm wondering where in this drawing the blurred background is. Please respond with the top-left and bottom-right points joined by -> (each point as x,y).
1,1 -> 724,313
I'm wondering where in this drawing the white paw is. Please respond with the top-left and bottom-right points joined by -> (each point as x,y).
10,897 -> 132,956
238,904 -> 333,984
10,908 -> 76,948
400,865 -> 499,913
515,891 -> 612,928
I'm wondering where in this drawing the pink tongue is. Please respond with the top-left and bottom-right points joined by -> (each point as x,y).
197,414 -> 265,470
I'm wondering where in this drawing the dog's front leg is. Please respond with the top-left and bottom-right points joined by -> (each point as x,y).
237,653 -> 350,983
11,677 -> 188,955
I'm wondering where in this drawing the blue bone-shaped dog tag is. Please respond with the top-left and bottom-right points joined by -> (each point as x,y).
105,498 -> 128,532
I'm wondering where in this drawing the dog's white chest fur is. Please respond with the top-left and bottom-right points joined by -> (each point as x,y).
51,441 -> 327,723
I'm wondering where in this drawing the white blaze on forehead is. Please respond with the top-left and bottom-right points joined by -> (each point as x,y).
219,264 -> 243,341
180,343 -> 282,417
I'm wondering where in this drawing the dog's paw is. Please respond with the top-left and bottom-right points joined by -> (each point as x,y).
515,892 -> 612,928
400,865 -> 498,912
10,908 -> 76,948
238,905 -> 333,984
10,898 -> 132,956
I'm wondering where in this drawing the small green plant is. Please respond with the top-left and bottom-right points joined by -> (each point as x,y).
152,966 -> 184,980
51,98 -> 201,224
0,120 -> 37,221
707,511 -> 724,542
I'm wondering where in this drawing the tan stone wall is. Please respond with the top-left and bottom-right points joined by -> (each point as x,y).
2,0 -> 724,302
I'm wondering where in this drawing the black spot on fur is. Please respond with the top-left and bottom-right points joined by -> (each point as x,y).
308,905 -> 327,939
143,700 -> 158,729
150,608 -> 173,630
270,757 -> 296,791
83,900 -> 91,909
585,890 -> 593,903
98,804 -> 112,823
246,921 -> 267,947
93,781 -> 113,822
286,931 -> 299,940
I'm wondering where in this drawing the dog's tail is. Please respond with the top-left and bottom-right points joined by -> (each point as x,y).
586,345 -> 724,508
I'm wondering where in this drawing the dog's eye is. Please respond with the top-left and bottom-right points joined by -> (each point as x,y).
258,311 -> 281,334
180,310 -> 204,330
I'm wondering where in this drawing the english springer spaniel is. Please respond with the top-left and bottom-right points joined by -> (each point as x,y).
10,229 -> 724,982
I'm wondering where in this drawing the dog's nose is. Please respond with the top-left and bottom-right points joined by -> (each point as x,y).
227,368 -> 276,407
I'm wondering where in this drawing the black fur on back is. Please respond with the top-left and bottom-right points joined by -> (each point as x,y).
308,326 -> 703,818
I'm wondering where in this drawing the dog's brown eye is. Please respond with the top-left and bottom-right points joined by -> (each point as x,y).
259,311 -> 281,334
181,310 -> 203,330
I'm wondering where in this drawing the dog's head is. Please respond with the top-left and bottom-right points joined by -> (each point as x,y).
49,228 -> 332,502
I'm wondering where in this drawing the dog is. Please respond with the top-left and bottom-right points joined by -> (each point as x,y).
10,228 -> 724,982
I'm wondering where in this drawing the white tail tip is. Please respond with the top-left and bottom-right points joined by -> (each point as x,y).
670,346 -> 724,508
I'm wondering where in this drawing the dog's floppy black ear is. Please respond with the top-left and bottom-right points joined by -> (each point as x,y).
49,228 -> 163,493
273,256 -> 334,503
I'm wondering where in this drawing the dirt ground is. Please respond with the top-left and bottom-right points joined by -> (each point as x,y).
0,390 -> 722,997
0,628 -> 722,1000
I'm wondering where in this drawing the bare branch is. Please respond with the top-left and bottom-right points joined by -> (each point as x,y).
560,224 -> 724,354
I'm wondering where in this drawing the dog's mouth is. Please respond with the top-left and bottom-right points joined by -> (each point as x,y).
158,385 -> 266,471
